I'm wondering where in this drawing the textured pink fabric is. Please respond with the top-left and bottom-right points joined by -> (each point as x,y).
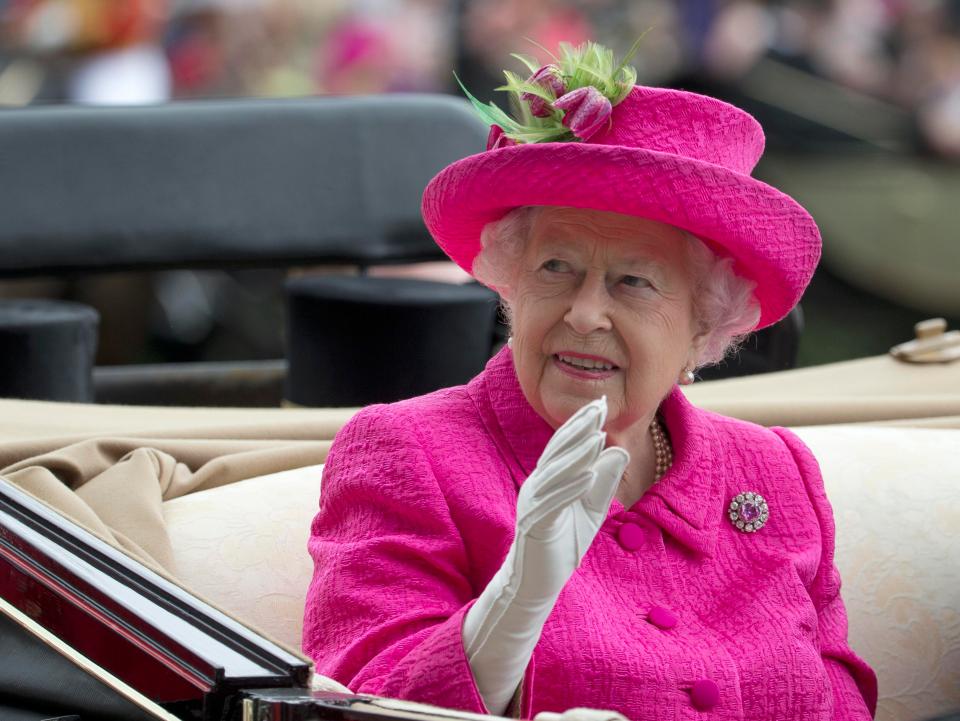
593,85 -> 765,174
303,348 -> 877,720
420,85 -> 820,330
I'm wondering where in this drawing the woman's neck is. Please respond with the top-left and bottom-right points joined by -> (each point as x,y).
609,419 -> 660,509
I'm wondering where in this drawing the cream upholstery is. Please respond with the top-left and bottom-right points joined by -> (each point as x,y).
163,465 -> 322,651
795,427 -> 960,721
162,426 -> 960,721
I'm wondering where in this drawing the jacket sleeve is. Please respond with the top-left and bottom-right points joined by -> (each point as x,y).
773,427 -> 879,720
301,404 -> 490,714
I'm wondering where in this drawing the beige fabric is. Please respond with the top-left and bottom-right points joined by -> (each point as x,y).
0,398 -> 355,570
0,396 -> 357,442
870,414 -> 960,429
157,426 -> 960,721
684,353 -> 960,426
1,435 -> 332,569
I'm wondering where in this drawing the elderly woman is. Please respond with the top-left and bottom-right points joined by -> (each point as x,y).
302,42 -> 877,721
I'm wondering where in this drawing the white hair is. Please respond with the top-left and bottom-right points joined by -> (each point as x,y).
472,206 -> 761,369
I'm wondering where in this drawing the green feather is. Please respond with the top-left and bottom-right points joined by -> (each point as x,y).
510,53 -> 541,74
453,72 -> 518,131
613,28 -> 652,80
521,36 -> 559,63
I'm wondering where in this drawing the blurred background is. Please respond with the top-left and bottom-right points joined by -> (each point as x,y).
0,0 -> 958,375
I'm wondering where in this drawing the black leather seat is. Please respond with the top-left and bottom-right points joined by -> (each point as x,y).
0,95 -> 485,275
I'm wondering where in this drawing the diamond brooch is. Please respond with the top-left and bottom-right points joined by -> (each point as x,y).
728,491 -> 769,533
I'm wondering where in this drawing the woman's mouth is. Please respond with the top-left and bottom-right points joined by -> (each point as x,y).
553,353 -> 619,380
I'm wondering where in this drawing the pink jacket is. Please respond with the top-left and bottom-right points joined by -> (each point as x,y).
303,348 -> 877,720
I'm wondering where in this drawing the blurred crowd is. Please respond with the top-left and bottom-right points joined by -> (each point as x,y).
1,1 -> 960,154
1,0 -> 957,367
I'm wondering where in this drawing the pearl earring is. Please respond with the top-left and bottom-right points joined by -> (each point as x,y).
679,369 -> 695,385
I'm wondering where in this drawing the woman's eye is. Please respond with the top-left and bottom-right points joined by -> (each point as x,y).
542,259 -> 571,273
621,275 -> 652,289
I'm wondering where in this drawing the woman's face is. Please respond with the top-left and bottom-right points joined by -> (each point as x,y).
510,207 -> 705,436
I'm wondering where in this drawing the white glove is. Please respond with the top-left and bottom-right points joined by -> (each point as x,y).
462,396 -> 630,715
535,708 -> 631,721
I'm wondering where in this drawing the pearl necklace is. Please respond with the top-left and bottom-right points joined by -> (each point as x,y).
650,417 -> 673,482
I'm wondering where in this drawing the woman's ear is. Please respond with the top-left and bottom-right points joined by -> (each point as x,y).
679,334 -> 706,386
686,327 -> 710,370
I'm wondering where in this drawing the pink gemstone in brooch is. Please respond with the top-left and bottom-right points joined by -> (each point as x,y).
728,491 -> 769,533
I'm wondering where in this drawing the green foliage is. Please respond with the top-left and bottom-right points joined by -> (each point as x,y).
509,53 -> 541,74
457,38 -> 645,145
454,73 -> 519,132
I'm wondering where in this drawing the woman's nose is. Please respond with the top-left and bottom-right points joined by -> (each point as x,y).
563,275 -> 613,335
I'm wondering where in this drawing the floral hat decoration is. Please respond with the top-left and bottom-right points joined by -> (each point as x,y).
459,39 -> 643,148
421,40 -> 822,330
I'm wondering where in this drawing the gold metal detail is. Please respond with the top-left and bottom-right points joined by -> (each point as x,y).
0,596 -> 180,720
890,318 -> 960,364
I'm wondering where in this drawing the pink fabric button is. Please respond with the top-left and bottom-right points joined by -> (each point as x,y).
647,606 -> 678,630
617,522 -> 644,551
690,679 -> 720,711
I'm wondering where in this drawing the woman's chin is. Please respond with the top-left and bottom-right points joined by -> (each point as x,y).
540,373 -> 620,424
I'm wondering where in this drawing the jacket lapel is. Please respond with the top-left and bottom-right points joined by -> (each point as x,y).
635,388 -> 724,558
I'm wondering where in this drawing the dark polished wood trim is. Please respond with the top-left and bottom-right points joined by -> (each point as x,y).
0,477 -> 310,715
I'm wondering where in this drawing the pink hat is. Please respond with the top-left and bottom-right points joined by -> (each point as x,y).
421,81 -> 821,331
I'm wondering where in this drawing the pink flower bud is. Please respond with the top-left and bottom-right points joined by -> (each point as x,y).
553,86 -> 613,141
486,124 -> 517,151
521,64 -> 566,118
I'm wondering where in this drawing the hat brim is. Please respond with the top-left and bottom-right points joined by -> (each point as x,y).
421,141 -> 821,330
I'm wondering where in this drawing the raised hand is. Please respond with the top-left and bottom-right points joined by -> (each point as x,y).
514,396 -> 629,600
463,397 -> 629,714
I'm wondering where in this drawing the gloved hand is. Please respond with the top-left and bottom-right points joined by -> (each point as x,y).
462,396 -> 630,715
